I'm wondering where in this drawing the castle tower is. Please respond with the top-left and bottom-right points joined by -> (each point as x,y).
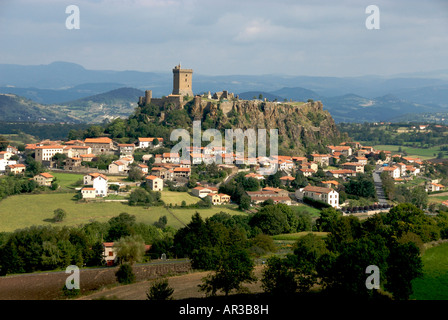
172,64 -> 193,97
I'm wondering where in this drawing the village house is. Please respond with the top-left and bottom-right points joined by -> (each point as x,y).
103,242 -> 117,266
34,145 -> 65,163
299,162 -> 318,171
64,157 -> 82,170
83,173 -> 108,197
246,190 -> 292,205
137,137 -> 163,149
145,175 -> 164,191
108,160 -> 127,174
262,187 -> 290,197
327,169 -> 357,179
207,193 -> 231,205
63,145 -> 92,158
426,181 -> 445,192
0,159 -> 17,172
292,156 -> 308,164
150,166 -> 174,181
80,154 -> 96,162
300,168 -> 315,177
81,187 -> 96,199
278,159 -> 295,171
280,176 -> 295,185
406,165 -> 420,176
84,137 -> 115,155
162,153 -> 180,164
321,180 -> 340,189
5,163 -> 26,175
64,140 -> 85,146
6,145 -> 18,154
383,166 -> 401,179
102,242 -> 151,266
118,144 -> 135,156
33,172 -> 54,187
327,145 -> 353,157
355,157 -> 368,165
0,151 -> 14,160
311,154 -> 330,167
137,163 -> 149,174
341,162 -> 365,173
191,186 -> 218,198
190,153 -> 203,165
173,167 -> 191,179
295,185 -> 340,209
245,172 -> 265,180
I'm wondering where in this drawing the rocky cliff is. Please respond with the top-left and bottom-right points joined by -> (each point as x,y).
185,97 -> 345,155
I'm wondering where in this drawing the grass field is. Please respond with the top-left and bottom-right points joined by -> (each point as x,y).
0,193 -> 245,233
411,242 -> 448,300
50,172 -> 84,190
373,144 -> 442,160
272,231 -> 328,241
161,190 -> 200,206
291,203 -> 322,217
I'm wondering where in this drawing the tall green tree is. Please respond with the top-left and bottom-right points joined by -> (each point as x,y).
199,246 -> 255,296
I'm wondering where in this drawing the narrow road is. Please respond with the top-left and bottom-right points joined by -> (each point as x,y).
373,169 -> 388,205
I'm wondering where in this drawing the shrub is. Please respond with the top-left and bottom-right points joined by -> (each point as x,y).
146,279 -> 174,300
115,263 -> 135,284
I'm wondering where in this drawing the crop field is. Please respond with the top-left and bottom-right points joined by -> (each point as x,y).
0,193 -> 245,233
411,242 -> 448,300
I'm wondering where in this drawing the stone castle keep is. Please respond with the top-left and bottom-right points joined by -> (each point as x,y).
138,64 -> 237,110
138,64 -> 194,109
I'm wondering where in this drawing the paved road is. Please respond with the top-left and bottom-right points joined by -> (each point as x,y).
373,169 -> 388,205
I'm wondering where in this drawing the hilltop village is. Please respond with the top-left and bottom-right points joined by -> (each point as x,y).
0,65 -> 442,214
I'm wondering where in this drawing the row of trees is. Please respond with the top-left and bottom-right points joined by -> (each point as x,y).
0,212 -> 175,275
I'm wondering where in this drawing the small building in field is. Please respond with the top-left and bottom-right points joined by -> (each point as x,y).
102,242 -> 152,266
33,172 -> 54,186
81,187 -> 96,199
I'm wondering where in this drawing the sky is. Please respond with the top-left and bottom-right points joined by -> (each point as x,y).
0,0 -> 447,77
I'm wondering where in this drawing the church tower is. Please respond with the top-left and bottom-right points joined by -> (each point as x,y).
172,63 -> 193,97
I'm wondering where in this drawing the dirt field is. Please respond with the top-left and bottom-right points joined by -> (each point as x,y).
0,262 -> 191,300
78,265 -> 266,300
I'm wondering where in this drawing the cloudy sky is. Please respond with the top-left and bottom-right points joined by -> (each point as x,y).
0,0 -> 447,77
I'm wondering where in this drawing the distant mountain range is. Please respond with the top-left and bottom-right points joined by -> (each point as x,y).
0,87 -> 143,123
1,61 -> 448,123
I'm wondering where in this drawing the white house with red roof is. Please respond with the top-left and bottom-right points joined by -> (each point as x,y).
295,185 -> 339,208
83,173 -> 109,197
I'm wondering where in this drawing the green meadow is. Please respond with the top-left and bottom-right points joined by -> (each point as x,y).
411,242 -> 448,300
0,193 -> 245,233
